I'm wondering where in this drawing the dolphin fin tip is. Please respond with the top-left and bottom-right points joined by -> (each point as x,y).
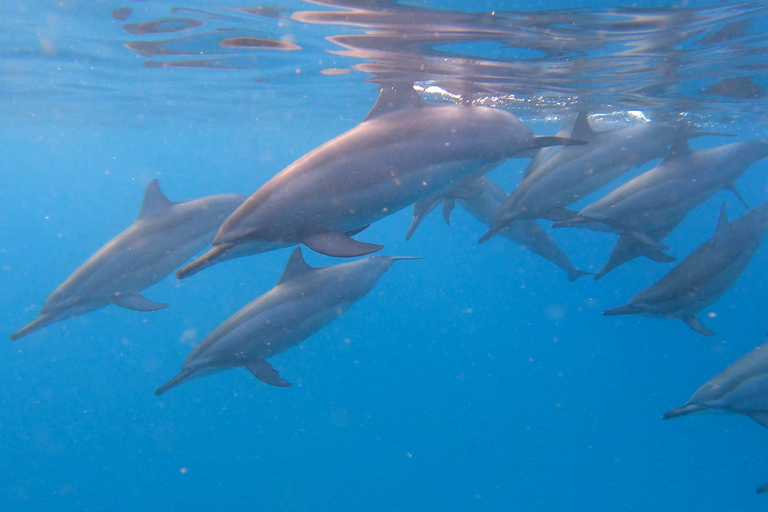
567,270 -> 593,282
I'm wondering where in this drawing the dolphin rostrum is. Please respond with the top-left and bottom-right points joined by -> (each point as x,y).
663,341 -> 768,428
183,85 -> 583,275
603,202 -> 768,336
155,248 -> 421,395
10,180 -> 246,340
552,134 -> 768,250
479,114 -> 725,243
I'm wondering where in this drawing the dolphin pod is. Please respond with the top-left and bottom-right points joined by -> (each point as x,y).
10,181 -> 245,341
155,248 -> 420,395
181,85 -> 584,276
478,113 -> 726,243
603,202 -> 768,335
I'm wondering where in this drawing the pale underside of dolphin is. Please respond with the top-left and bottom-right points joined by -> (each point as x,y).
478,114 -> 729,244
156,248 -> 422,395
603,201 -> 768,336
10,181 -> 245,340
182,85 -> 584,277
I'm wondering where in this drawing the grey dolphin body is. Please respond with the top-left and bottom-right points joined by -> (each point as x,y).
479,113 -> 705,242
10,181 -> 246,340
552,136 -> 768,249
603,202 -> 768,336
155,248 -> 419,395
663,342 -> 768,427
184,86 -> 582,275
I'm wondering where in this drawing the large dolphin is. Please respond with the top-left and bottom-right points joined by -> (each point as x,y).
155,248 -> 420,395
182,85 -> 583,275
406,176 -> 590,280
552,134 -> 768,250
603,202 -> 768,335
478,113 -> 721,242
10,180 -> 246,340
663,341 -> 768,427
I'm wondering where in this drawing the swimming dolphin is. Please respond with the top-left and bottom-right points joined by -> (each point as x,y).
552,134 -> 768,250
663,341 -> 768,427
479,114 -> 723,243
407,176 -> 590,280
603,201 -> 768,335
10,180 -> 246,340
183,85 -> 583,275
155,248 -> 421,395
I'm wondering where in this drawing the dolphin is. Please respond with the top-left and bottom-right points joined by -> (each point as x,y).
10,180 -> 246,340
603,202 -> 768,336
183,85 -> 583,275
155,248 -> 421,395
479,113 -> 725,242
552,134 -> 768,250
663,341 -> 768,428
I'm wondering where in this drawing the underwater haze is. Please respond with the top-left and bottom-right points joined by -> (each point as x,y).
3,0 -> 768,510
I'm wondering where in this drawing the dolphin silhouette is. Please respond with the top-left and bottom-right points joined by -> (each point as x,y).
182,85 -> 583,276
479,114 -> 726,242
603,202 -> 768,336
155,248 -> 421,395
10,180 -> 245,340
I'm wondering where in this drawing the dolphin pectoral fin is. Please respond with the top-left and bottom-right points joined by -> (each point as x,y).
176,243 -> 235,280
155,369 -> 197,396
442,200 -> 455,226
303,231 -> 383,257
344,224 -> 371,237
113,293 -> 168,312
9,313 -> 57,341
641,246 -> 677,263
681,316 -> 715,336
662,403 -> 705,420
725,182 -> 750,209
746,411 -> 768,429
628,231 -> 670,251
246,360 -> 292,388
405,206 -> 431,241
567,270 -> 593,282
603,305 -> 638,316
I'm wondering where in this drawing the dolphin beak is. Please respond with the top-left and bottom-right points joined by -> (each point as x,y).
9,313 -> 58,341
390,256 -> 426,262
602,305 -> 638,316
662,403 -> 705,420
177,243 -> 235,280
479,222 -> 506,244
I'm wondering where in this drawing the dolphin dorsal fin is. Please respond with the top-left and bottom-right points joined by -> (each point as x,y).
569,111 -> 596,141
137,179 -> 175,220
662,128 -> 694,163
364,85 -> 425,122
276,248 -> 314,286
714,202 -> 731,241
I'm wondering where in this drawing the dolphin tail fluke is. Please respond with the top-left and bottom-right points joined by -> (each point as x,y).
303,230 -> 383,257
682,315 -> 715,336
567,270 -> 594,282
9,313 -> 57,341
246,360 -> 292,388
155,369 -> 197,396
662,403 -> 705,420
177,243 -> 235,280
602,305 -> 638,316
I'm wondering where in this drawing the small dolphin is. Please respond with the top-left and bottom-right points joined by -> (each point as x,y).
155,248 -> 421,395
603,202 -> 768,335
552,134 -> 768,249
479,114 -> 723,242
10,181 -> 246,340
663,341 -> 768,428
184,85 -> 582,275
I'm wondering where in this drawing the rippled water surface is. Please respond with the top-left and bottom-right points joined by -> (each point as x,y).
2,1 -> 768,511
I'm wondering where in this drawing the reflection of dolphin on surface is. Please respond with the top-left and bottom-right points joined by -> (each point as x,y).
182,85 -> 584,276
156,248 -> 421,395
604,202 -> 768,336
10,181 -> 246,340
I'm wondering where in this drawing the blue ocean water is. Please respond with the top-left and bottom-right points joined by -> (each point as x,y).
3,0 -> 768,510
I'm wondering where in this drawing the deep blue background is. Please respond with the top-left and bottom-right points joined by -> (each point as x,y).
2,1 -> 768,510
